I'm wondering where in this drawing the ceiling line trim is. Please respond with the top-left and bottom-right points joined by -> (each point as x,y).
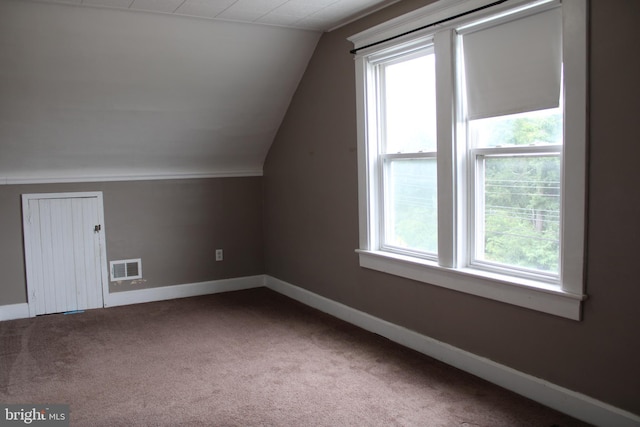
0,170 -> 264,185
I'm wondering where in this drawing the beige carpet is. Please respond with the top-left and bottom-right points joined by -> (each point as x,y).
0,288 -> 590,426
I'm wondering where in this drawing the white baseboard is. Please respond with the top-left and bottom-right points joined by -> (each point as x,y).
0,276 -> 265,321
104,275 -> 265,307
0,303 -> 29,321
264,275 -> 640,427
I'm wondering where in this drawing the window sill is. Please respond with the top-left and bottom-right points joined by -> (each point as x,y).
356,249 -> 586,320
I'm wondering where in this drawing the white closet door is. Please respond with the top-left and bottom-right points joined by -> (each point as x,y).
23,193 -> 106,316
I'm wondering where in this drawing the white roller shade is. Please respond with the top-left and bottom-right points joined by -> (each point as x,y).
462,7 -> 562,120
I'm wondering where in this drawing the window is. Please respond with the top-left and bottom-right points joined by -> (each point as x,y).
350,0 -> 587,319
469,108 -> 563,279
377,46 -> 438,258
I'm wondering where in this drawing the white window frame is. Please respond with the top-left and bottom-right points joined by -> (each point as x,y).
349,0 -> 587,320
372,42 -> 439,260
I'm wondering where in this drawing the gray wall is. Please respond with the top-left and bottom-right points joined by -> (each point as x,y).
0,177 -> 264,305
264,0 -> 640,415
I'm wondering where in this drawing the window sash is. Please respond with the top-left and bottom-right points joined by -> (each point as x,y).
376,47 -> 437,155
380,153 -> 438,260
468,146 -> 562,282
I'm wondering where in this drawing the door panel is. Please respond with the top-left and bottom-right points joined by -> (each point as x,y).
23,194 -> 106,316
72,197 -> 103,310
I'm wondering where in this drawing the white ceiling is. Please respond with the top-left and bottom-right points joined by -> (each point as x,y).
26,0 -> 398,31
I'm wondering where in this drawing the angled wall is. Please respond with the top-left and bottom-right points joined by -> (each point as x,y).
0,0 -> 319,182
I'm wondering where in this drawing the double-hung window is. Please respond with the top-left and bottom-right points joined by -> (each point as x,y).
373,44 -> 439,258
350,0 -> 587,320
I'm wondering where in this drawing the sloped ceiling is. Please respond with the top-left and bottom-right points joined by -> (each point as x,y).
0,0 -> 392,183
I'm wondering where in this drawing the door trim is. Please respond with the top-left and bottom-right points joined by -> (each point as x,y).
22,192 -> 109,317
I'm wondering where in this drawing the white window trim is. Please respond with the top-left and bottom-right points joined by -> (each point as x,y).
350,0 -> 587,320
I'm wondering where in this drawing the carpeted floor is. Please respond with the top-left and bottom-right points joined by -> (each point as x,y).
0,288 -> 590,426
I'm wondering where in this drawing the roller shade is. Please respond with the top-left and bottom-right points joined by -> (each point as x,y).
462,7 -> 562,120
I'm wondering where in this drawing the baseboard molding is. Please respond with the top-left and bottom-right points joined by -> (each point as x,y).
104,275 -> 265,308
0,303 -> 30,321
264,275 -> 640,427
0,276 -> 265,321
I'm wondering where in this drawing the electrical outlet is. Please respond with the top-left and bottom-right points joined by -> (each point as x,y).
215,249 -> 223,261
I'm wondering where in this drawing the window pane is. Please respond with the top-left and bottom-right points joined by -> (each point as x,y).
478,155 -> 560,273
470,108 -> 562,148
383,53 -> 437,153
385,159 -> 438,254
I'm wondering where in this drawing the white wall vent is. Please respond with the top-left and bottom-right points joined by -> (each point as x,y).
110,259 -> 142,281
